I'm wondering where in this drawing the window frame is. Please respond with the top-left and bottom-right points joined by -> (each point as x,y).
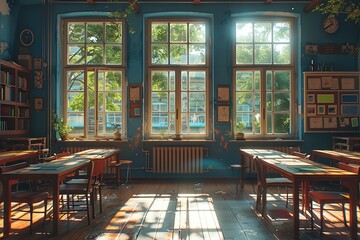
232,16 -> 298,139
61,18 -> 127,140
144,17 -> 213,140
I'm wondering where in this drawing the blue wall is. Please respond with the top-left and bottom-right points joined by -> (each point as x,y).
1,1 -> 359,178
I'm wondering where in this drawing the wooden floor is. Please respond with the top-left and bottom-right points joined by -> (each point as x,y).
1,179 -> 359,240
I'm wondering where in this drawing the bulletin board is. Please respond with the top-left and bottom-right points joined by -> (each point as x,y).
304,71 -> 360,132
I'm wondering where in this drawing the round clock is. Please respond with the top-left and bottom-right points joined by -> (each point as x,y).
20,29 -> 34,47
323,16 -> 339,34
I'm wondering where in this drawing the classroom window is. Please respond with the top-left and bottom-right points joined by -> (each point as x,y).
145,18 -> 211,139
63,19 -> 126,139
233,17 -> 297,138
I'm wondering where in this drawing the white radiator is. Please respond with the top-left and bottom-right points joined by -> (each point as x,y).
152,146 -> 204,174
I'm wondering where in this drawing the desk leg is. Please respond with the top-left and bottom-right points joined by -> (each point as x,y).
3,180 -> 11,237
52,178 -> 60,235
293,180 -> 300,239
349,182 -> 358,239
240,154 -> 245,190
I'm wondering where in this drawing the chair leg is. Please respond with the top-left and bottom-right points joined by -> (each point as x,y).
310,200 -> 314,230
261,188 -> 267,216
342,203 -> 347,227
43,198 -> 48,231
285,187 -> 289,208
256,184 -> 262,211
86,193 -> 91,225
29,204 -> 33,234
320,204 -> 324,236
99,185 -> 102,214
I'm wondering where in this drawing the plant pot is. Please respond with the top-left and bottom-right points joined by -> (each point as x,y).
236,132 -> 245,140
114,132 -> 122,140
60,134 -> 69,141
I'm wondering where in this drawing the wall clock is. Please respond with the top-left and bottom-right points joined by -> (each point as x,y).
20,29 -> 34,47
323,16 -> 339,34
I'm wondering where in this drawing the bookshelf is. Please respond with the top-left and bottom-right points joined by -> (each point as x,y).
304,71 -> 360,132
0,60 -> 30,135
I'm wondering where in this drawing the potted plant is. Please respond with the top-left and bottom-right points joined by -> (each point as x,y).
235,120 -> 246,140
111,123 -> 122,140
52,113 -> 73,141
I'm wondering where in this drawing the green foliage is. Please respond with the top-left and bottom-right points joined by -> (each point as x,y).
314,0 -> 360,24
236,120 -> 246,133
108,0 -> 138,34
52,113 -> 73,137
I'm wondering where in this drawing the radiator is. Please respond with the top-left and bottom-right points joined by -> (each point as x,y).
152,146 -> 204,174
244,146 -> 300,174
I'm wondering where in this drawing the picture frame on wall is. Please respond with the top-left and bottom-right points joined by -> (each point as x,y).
328,105 -> 337,115
217,105 -> 230,122
129,84 -> 142,102
34,97 -> 43,111
130,102 -> 141,118
217,85 -> 230,102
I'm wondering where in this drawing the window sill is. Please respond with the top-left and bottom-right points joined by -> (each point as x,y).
60,138 -> 129,142
142,139 -> 216,143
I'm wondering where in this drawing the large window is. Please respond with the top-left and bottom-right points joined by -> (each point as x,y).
233,17 -> 297,138
63,19 -> 126,139
145,18 -> 212,139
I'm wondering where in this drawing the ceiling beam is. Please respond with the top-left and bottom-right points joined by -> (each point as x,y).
304,0 -> 322,13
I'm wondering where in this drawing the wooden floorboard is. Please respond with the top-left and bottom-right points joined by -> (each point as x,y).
0,179 -> 359,240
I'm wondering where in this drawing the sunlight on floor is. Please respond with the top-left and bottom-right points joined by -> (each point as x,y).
100,193 -> 224,239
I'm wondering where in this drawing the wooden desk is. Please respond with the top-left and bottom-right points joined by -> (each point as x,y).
312,149 -> 360,165
1,157 -> 90,237
0,150 -> 39,166
240,148 -> 358,240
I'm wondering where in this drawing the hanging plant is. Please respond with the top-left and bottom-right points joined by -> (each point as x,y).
313,0 -> 360,24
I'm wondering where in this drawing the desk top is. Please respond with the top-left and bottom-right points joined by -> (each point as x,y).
0,150 -> 39,165
312,149 -> 360,164
240,148 -> 357,178
73,148 -> 120,159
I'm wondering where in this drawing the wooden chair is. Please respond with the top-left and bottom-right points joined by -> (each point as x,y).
309,162 -> 360,236
0,162 -> 49,234
64,158 -> 105,218
253,156 -> 293,216
59,161 -> 94,225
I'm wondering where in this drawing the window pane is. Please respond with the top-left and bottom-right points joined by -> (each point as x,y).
170,23 -> 187,42
152,23 -> 168,42
189,23 -> 205,43
236,92 -> 253,112
236,23 -> 253,42
236,71 -> 253,91
105,45 -> 122,64
274,113 -> 290,133
189,93 -> 206,112
106,23 -> 122,43
189,44 -> 205,64
170,44 -> 187,64
254,44 -> 271,64
236,44 -> 253,64
274,71 -> 290,90
67,71 -> 84,91
151,44 -> 168,64
86,45 -> 103,64
67,92 -> 84,112
152,92 -> 168,112
68,23 -> 85,43
68,113 -> 84,134
87,23 -> 103,43
152,72 -> 169,90
254,23 -> 271,42
274,44 -> 290,64
273,22 -> 290,42
274,92 -> 290,111
68,45 -> 85,65
189,72 -> 205,91
189,113 -> 205,133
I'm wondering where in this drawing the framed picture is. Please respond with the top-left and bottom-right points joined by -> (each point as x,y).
129,84 -> 142,102
307,94 -> 315,104
34,70 -> 43,89
34,97 -> 43,110
305,44 -> 318,55
217,85 -> 230,102
317,105 -> 325,115
130,102 -> 141,118
341,104 -> 359,115
33,58 -> 42,70
217,105 -> 230,122
341,94 -> 358,103
317,94 -> 334,103
328,105 -> 337,115
306,104 -> 316,116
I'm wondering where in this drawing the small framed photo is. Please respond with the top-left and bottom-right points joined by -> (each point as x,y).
129,84 -> 142,102
34,97 -> 43,110
341,94 -> 358,103
305,44 -> 318,55
306,104 -> 316,116
217,105 -> 230,122
307,94 -> 315,104
342,104 -> 359,116
217,85 -> 230,102
130,102 -> 141,118
317,105 -> 325,115
33,58 -> 42,70
341,44 -> 354,55
328,105 -> 337,115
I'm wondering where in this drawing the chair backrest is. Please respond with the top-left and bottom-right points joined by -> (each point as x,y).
54,152 -> 72,159
85,161 -> 95,192
92,159 -> 105,181
0,162 -> 30,188
338,162 -> 360,189
253,156 -> 266,185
